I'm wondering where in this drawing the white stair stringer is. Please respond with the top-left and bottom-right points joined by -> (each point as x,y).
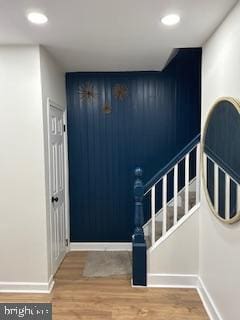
144,178 -> 197,248
147,204 -> 200,286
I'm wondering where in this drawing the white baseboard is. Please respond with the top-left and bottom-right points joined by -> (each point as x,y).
147,274 -> 222,320
0,276 -> 54,294
197,277 -> 222,320
70,242 -> 132,251
147,273 -> 198,288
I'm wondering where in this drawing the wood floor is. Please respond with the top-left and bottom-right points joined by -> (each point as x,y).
0,252 -> 209,320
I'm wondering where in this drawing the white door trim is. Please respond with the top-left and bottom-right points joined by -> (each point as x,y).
47,98 -> 70,277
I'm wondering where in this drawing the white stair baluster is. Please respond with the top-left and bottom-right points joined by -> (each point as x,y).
174,164 -> 178,225
237,184 -> 240,213
185,153 -> 189,214
203,153 -> 207,188
225,174 -> 230,220
196,144 -> 200,204
214,163 -> 219,213
151,185 -> 156,246
162,175 -> 167,235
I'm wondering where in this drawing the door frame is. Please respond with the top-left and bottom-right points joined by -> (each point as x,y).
47,98 -> 70,276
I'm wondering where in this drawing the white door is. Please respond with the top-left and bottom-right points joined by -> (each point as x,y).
49,104 -> 66,274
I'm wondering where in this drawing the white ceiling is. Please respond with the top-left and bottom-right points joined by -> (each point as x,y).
0,0 -> 237,72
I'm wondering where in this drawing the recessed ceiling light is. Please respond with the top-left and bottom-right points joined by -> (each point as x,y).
161,14 -> 180,26
27,12 -> 48,25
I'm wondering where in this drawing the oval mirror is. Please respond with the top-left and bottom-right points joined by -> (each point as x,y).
202,97 -> 240,224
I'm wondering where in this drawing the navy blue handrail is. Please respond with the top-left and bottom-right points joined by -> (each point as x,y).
144,133 -> 201,192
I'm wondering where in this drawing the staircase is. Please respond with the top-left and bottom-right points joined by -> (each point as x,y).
132,134 -> 201,286
144,178 -> 197,249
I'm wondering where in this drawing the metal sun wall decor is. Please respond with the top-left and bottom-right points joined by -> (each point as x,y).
113,84 -> 128,101
78,82 -> 128,114
78,81 -> 96,102
103,101 -> 112,114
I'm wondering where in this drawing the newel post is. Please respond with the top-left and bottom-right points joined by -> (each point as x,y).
132,167 -> 147,286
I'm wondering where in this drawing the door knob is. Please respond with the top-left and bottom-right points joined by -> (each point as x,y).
51,196 -> 59,203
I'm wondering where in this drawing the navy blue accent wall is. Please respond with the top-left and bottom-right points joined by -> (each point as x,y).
66,48 -> 202,242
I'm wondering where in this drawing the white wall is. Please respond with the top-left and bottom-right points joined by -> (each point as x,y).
0,46 -> 49,284
0,45 -> 66,290
200,2 -> 240,319
148,210 -> 199,275
39,46 -> 67,279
